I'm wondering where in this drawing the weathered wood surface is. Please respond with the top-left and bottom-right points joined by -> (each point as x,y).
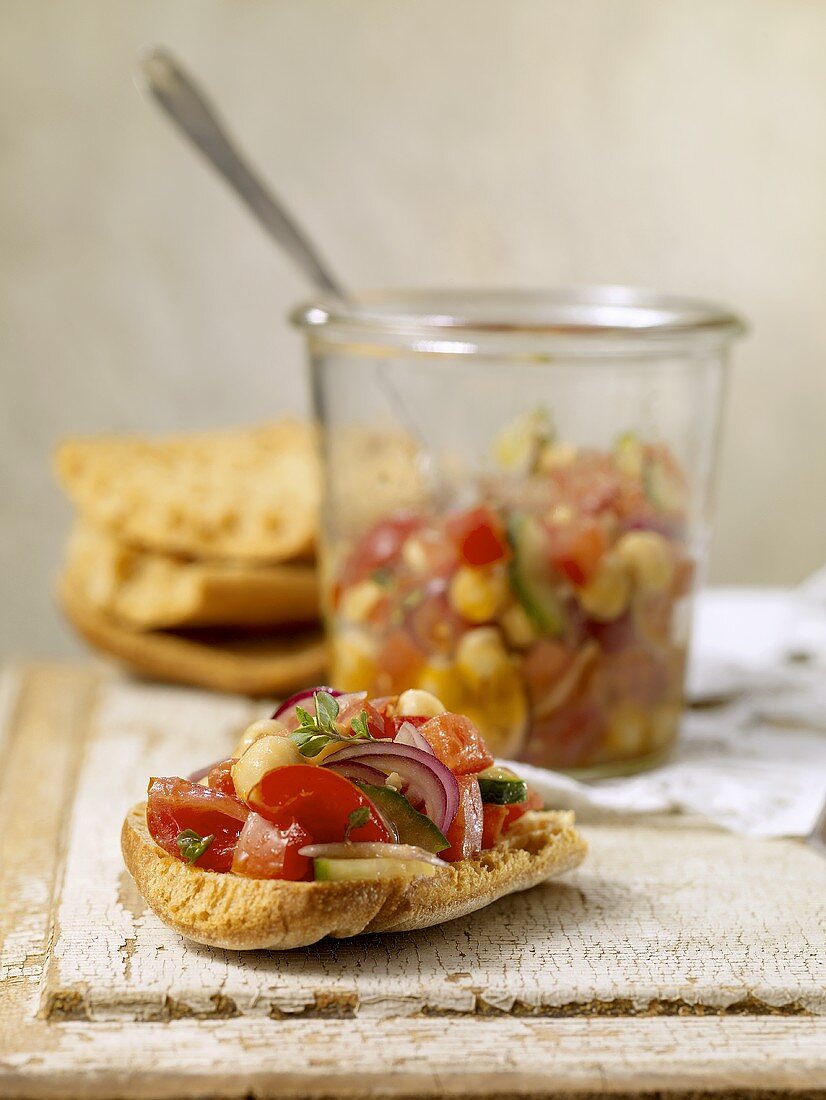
1,663 -> 825,1098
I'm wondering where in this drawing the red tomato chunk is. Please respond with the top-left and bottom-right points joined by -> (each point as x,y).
419,713 -> 494,775
231,813 -> 312,880
206,758 -> 237,797
547,518 -> 607,586
442,775 -> 483,862
247,765 -> 393,844
339,513 -> 422,589
481,803 -> 508,849
146,777 -> 249,873
446,506 -> 509,567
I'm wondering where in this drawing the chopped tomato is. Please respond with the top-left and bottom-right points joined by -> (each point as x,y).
339,513 -> 422,589
503,787 -> 543,829
407,588 -> 466,654
374,630 -> 425,694
547,518 -> 607,585
146,777 -> 249,873
333,692 -> 387,739
442,775 -> 483,862
552,456 -> 623,516
206,759 -> 237,797
600,647 -> 669,708
231,812 -> 311,880
370,694 -> 398,716
372,699 -> 439,737
390,714 -> 429,732
368,695 -> 402,738
405,527 -> 459,578
522,638 -> 576,697
419,712 -> 494,775
481,803 -> 508,848
246,765 -> 393,844
522,701 -> 606,770
446,505 -> 509,567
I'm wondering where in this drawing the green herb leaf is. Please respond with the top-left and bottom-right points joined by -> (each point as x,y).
344,806 -> 371,841
314,691 -> 340,732
176,828 -> 214,865
291,730 -> 334,757
294,705 -> 314,728
350,710 -> 371,739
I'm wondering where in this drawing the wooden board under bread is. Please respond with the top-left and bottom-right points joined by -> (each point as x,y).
1,663 -> 824,1098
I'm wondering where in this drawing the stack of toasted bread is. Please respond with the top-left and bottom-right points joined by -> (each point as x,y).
55,421 -> 327,695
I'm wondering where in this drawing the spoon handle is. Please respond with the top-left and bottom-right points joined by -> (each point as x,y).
136,47 -> 345,299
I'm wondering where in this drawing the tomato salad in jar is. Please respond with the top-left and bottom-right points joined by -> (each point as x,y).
328,412 -> 694,772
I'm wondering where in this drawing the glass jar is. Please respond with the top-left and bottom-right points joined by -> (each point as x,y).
293,288 -> 745,776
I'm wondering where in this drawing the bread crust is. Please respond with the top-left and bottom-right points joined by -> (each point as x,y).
122,804 -> 586,950
55,421 -> 319,564
64,523 -> 319,630
58,579 -> 327,696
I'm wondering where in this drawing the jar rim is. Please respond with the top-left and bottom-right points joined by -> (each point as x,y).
291,285 -> 746,345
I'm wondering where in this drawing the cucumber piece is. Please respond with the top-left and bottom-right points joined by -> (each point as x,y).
314,857 -> 437,882
477,765 -> 528,805
507,514 -> 565,635
358,784 -> 449,854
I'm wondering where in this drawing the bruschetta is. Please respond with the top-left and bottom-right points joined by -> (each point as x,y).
121,687 -> 586,949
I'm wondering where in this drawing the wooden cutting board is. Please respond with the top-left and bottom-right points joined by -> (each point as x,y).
1,662 -> 824,1098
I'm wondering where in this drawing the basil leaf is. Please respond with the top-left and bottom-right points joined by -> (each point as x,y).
176,828 -> 214,865
314,690 -> 340,732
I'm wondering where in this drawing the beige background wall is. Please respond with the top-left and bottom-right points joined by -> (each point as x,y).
2,0 -> 825,657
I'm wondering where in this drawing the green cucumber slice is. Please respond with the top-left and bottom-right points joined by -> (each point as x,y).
314,857 -> 437,882
507,514 -> 565,635
358,784 -> 449,854
477,765 -> 528,805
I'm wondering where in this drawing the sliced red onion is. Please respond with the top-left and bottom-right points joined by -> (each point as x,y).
321,742 -> 459,833
186,758 -> 224,783
325,761 -> 388,786
270,686 -> 342,721
298,841 -> 445,867
393,720 -> 435,755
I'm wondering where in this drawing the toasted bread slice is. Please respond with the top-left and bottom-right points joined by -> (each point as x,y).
58,579 -> 327,696
121,805 -> 586,950
55,421 -> 319,564
64,522 -> 319,630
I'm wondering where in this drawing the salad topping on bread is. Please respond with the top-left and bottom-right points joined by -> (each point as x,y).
144,687 -> 545,883
123,685 -> 586,948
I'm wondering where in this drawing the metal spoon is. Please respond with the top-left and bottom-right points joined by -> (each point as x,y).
134,46 -> 431,463
135,46 -> 346,301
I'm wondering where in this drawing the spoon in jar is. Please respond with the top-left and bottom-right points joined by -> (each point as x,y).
135,46 -> 345,300
135,46 -> 428,449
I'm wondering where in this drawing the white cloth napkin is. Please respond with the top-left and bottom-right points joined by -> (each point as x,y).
503,585 -> 826,839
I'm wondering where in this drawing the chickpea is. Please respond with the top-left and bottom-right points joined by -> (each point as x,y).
577,553 -> 632,621
449,564 -> 509,623
615,531 -> 675,592
338,579 -> 385,623
396,688 -> 446,718
455,627 -> 511,689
